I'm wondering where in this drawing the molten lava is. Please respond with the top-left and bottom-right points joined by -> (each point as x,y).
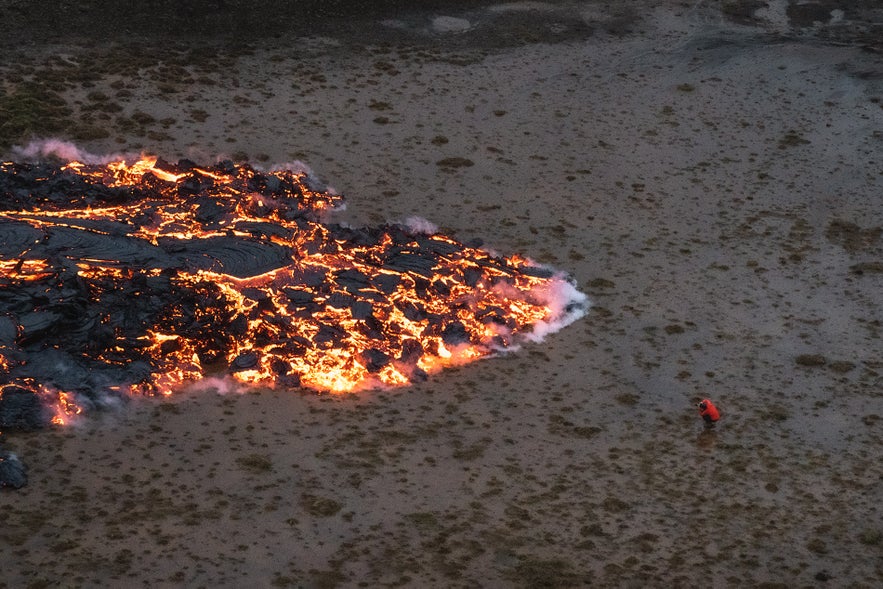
0,156 -> 586,419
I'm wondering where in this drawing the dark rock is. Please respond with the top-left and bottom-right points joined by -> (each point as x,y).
361,348 -> 390,373
402,302 -> 427,322
194,197 -> 229,224
271,358 -> 290,375
442,321 -> 470,345
387,225 -> 414,246
299,268 -> 326,287
262,175 -> 281,194
0,386 -> 49,430
229,314 -> 248,336
177,175 -> 204,197
357,319 -> 385,341
521,265 -> 555,278
431,279 -> 451,297
230,351 -> 258,371
241,287 -> 269,301
408,366 -> 428,382
13,348 -> 92,392
0,316 -> 17,344
412,276 -> 431,299
216,159 -> 236,174
153,157 -> 174,172
283,288 -> 316,306
275,373 -> 302,388
326,292 -> 355,309
234,221 -> 292,239
350,300 -> 373,320
285,336 -> 312,353
314,323 -> 347,345
166,236 -> 292,279
478,306 -> 511,326
463,267 -> 483,288
398,338 -> 423,365
328,225 -> 382,247
335,269 -> 371,292
417,236 -> 460,255
384,251 -> 437,277
16,310 -> 62,344
0,451 -> 27,489
372,273 -> 400,294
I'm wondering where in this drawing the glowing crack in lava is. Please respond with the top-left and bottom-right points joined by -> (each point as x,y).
0,156 -> 587,422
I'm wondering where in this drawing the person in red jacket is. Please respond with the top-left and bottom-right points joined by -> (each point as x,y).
697,398 -> 720,427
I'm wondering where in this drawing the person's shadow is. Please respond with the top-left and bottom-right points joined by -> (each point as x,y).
695,428 -> 717,449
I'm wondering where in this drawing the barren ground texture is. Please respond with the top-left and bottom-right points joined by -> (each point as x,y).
1,1 -> 882,588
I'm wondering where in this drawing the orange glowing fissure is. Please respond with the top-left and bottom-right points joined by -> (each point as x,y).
0,156 -> 582,415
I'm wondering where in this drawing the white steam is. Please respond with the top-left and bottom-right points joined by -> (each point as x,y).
270,160 -> 314,176
270,160 -> 340,197
487,270 -> 590,350
523,276 -> 589,343
13,139 -> 128,164
185,376 -> 246,396
402,216 -> 439,234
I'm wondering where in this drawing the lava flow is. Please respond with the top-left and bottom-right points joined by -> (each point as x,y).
0,156 -> 587,427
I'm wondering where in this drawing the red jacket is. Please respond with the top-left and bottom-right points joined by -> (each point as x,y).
698,399 -> 720,422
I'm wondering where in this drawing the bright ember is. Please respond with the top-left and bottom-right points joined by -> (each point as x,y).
0,156 -> 586,420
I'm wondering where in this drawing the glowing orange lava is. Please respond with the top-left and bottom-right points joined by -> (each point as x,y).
0,156 -> 586,407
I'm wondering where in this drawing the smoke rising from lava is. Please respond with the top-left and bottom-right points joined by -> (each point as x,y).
13,139 -> 126,166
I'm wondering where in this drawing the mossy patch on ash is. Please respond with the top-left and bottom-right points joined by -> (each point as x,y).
826,219 -> 882,253
795,353 -> 826,367
235,453 -> 273,473
436,156 -> 475,170
0,40 -> 242,151
504,556 -> 587,588
300,494 -> 342,517
0,83 -> 73,149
